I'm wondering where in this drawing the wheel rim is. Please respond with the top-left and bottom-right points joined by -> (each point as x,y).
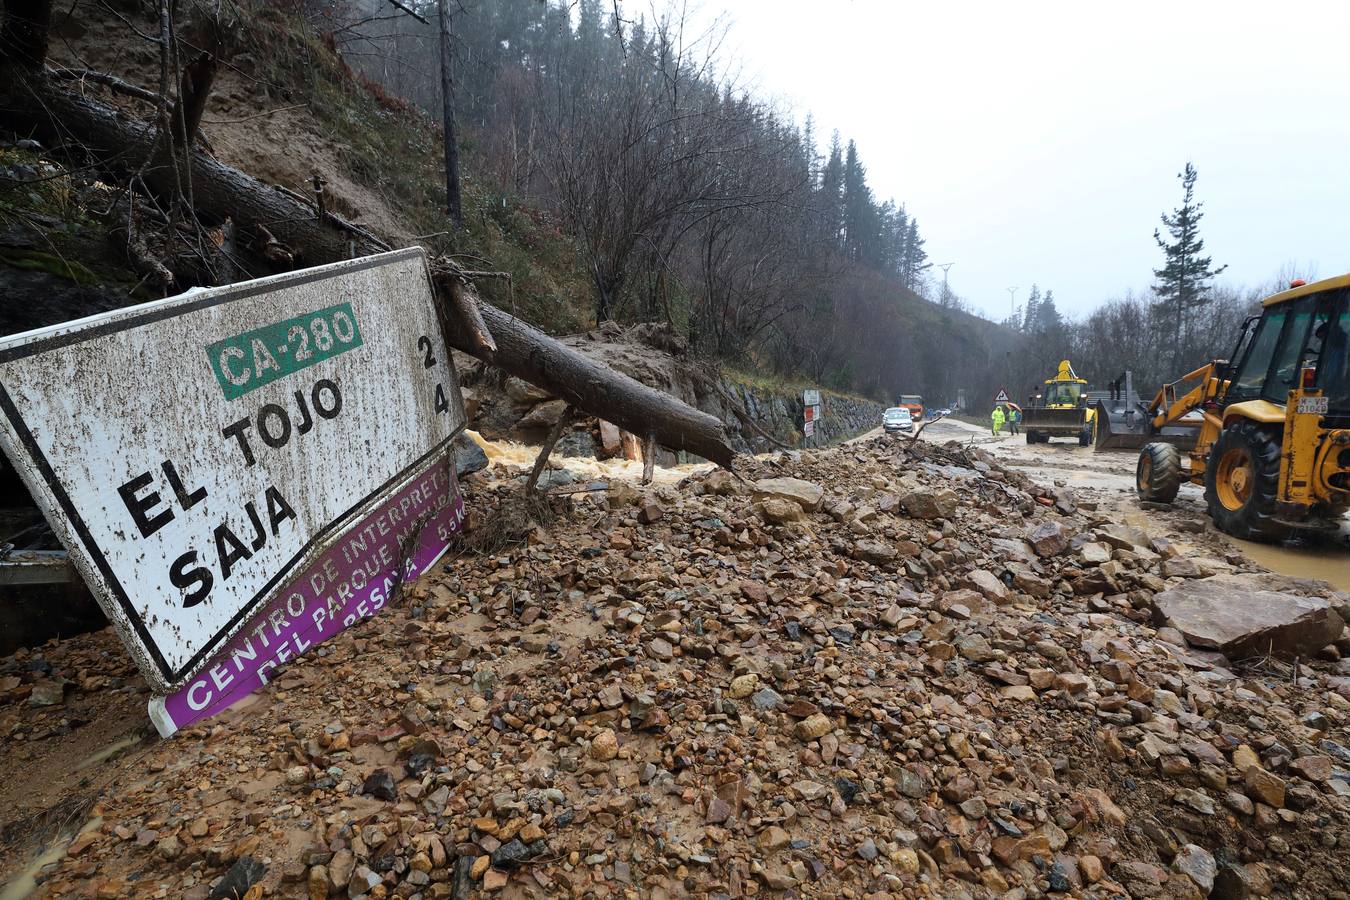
1138,455 -> 1152,491
1214,447 -> 1254,511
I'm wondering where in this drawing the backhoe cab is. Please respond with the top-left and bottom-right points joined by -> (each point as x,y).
1136,274 -> 1350,542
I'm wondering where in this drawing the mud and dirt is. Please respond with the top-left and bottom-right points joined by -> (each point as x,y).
923,419 -> 1350,592
2,428 -> 1348,899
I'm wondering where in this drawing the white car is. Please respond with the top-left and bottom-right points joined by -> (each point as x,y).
883,407 -> 914,434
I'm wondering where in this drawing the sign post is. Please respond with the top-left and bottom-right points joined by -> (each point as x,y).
0,248 -> 467,735
803,389 -> 822,443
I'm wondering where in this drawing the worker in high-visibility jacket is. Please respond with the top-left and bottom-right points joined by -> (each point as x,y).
991,405 -> 1005,436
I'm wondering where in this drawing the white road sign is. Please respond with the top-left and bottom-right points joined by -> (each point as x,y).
0,249 -> 464,691
803,389 -> 821,407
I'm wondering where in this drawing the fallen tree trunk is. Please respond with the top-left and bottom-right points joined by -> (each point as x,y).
454,303 -> 735,468
0,72 -> 385,266
0,69 -> 737,468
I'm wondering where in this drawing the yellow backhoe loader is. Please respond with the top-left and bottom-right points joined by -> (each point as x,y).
1023,360 -> 1096,445
1132,275 -> 1350,541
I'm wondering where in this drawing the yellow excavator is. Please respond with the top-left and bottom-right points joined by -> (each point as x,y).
1023,360 -> 1096,445
1124,275 -> 1350,541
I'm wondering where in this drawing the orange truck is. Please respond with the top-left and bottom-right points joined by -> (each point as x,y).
898,394 -> 925,421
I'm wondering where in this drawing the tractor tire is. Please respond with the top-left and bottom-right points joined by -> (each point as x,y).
1204,420 -> 1290,542
1136,442 -> 1182,504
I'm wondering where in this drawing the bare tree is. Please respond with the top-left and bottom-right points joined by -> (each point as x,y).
437,0 -> 462,228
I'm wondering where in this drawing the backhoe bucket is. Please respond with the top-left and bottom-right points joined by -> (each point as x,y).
1093,399 -> 1200,452
1090,370 -> 1199,453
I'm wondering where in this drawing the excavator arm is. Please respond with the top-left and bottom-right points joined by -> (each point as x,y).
1147,361 -> 1226,432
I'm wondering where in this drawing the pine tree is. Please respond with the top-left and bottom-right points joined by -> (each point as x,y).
1153,162 -> 1227,367
890,205 -> 909,280
900,218 -> 928,290
876,200 -> 899,274
841,140 -> 872,262
818,133 -> 844,250
1022,285 -> 1041,332
1036,290 -> 1061,334
802,114 -> 818,186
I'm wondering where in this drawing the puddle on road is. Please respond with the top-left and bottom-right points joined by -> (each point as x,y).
465,430 -> 712,485
1227,530 -> 1350,593
1121,495 -> 1350,592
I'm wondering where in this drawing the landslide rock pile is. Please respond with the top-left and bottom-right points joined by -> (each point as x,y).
2,437 -> 1350,898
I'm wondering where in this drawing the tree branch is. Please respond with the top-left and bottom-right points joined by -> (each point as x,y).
48,66 -> 158,103
169,51 -> 216,149
526,406 -> 574,493
383,0 -> 428,25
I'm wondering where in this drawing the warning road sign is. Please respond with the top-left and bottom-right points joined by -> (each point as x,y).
993,387 -> 1012,404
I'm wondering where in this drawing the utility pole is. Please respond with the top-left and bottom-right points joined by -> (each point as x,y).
1006,286 -> 1018,323
437,0 -> 463,229
935,262 -> 954,305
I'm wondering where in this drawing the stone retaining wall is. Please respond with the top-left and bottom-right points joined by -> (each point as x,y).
710,381 -> 886,455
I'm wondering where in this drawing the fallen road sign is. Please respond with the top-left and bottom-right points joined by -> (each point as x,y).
0,248 -> 465,694
150,452 -> 464,736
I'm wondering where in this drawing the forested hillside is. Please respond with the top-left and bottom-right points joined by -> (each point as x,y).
317,0 -> 1013,404
1,0 -> 1293,409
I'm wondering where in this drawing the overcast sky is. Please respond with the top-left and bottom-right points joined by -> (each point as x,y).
657,0 -> 1350,322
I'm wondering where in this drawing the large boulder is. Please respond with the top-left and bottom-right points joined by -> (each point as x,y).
900,487 -> 959,520
758,497 -> 804,525
752,477 -> 824,512
515,399 -> 570,431
1152,577 -> 1346,661
1027,521 -> 1070,557
1098,524 -> 1150,553
453,434 -> 490,476
505,376 -> 553,405
597,420 -> 623,459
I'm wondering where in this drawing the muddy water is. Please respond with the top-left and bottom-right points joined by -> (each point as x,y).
920,421 -> 1350,591
464,430 -> 713,485
73,732 -> 143,772
0,817 -> 101,900
1225,531 -> 1350,592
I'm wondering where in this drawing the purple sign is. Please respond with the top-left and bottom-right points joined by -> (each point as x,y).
148,457 -> 463,737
